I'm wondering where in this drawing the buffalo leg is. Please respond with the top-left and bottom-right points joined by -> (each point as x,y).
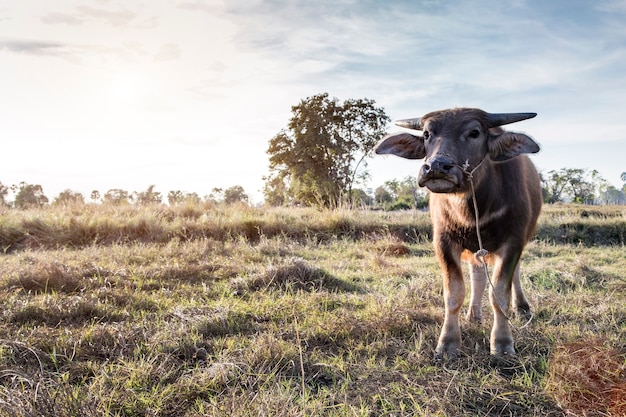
511,264 -> 532,321
435,250 -> 465,359
467,263 -> 487,323
489,253 -> 521,355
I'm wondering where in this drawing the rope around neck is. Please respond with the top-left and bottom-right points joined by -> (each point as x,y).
461,160 -> 533,330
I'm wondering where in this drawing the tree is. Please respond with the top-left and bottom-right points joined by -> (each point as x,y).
374,186 -> 393,206
397,176 -> 428,209
90,190 -> 101,203
589,170 -> 611,204
264,93 -> 390,207
542,168 -> 606,204
223,185 -> 249,205
567,168 -> 595,204
132,185 -> 162,205
13,182 -> 48,209
53,189 -> 85,206
542,170 -> 570,204
350,188 -> 373,207
598,185 -> 626,205
206,187 -> 224,203
263,173 -> 289,206
167,190 -> 202,205
374,177 -> 428,210
167,190 -> 185,205
0,182 -> 8,206
621,172 -> 626,183
103,189 -> 130,205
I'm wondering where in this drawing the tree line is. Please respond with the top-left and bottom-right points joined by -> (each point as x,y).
2,93 -> 625,210
364,168 -> 626,209
0,182 -> 251,209
542,168 -> 626,205
3,167 -> 624,211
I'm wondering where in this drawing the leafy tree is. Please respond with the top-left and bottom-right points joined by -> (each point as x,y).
567,168 -> 595,204
598,185 -> 626,205
543,168 -> 606,204
167,190 -> 201,205
350,188 -> 373,207
542,170 -> 570,204
132,185 -> 162,205
223,185 -> 249,205
103,189 -> 130,205
383,180 -> 401,200
184,192 -> 201,205
589,170 -> 611,204
168,190 -> 188,205
265,93 -> 389,207
594,171 -> 626,205
374,186 -> 393,206
0,182 -> 8,206
206,187 -> 224,203
13,182 -> 48,209
263,174 -> 289,206
90,190 -> 101,203
167,190 -> 185,205
374,177 -> 428,210
53,189 -> 85,206
397,176 -> 428,209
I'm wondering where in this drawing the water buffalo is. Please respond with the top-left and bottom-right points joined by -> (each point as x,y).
375,108 -> 541,359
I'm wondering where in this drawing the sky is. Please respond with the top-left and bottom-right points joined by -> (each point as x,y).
1,0 -> 625,205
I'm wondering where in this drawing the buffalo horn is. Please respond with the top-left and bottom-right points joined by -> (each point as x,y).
394,118 -> 422,130
487,112 -> 537,127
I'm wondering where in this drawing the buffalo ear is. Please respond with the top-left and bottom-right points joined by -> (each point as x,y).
488,132 -> 540,161
374,133 -> 426,160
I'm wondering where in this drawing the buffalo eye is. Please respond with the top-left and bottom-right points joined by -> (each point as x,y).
468,129 -> 480,139
423,131 -> 430,140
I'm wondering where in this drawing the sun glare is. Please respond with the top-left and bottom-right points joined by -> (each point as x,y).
101,71 -> 152,107
111,77 -> 139,101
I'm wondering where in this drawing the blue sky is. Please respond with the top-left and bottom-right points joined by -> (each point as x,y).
1,0 -> 625,204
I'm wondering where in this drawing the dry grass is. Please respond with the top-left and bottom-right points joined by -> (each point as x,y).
0,204 -> 432,252
546,338 -> 626,416
0,204 -> 624,416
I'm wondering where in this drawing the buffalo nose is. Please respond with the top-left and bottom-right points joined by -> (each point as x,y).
425,156 -> 456,174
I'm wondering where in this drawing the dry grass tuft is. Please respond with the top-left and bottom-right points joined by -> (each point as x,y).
9,262 -> 86,294
545,337 -> 626,416
0,374 -> 101,417
379,241 -> 412,257
240,257 -> 361,293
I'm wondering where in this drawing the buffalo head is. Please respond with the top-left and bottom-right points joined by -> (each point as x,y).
374,108 -> 540,193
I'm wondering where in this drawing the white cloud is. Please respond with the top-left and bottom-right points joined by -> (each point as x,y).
0,38 -> 69,55
177,0 -> 225,13
75,5 -> 136,27
41,12 -> 84,26
41,3 -> 158,29
154,43 -> 181,62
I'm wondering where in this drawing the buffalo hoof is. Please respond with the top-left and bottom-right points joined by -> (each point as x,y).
515,306 -> 533,323
434,341 -> 459,362
491,338 -> 515,356
489,352 -> 520,370
466,307 -> 482,323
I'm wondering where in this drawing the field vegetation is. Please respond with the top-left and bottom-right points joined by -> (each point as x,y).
0,203 -> 624,416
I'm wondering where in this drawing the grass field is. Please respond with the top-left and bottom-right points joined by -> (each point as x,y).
0,203 -> 624,416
